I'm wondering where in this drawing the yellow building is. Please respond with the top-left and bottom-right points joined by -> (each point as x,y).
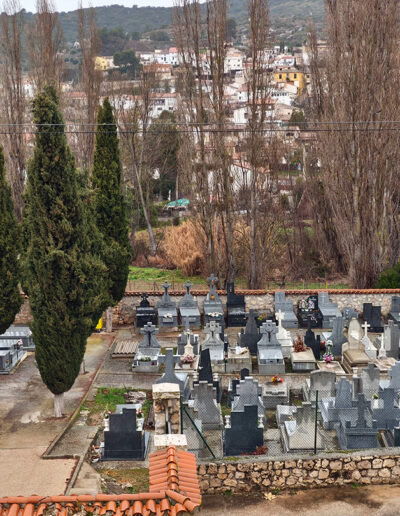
274,68 -> 306,95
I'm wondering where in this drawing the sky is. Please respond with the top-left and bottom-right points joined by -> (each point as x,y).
20,0 -> 175,13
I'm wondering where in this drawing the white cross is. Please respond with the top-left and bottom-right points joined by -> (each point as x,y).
363,320 -> 370,338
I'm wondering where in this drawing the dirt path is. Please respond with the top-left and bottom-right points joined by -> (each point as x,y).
201,484 -> 400,515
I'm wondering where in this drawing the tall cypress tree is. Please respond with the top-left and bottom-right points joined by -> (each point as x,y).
23,86 -> 108,416
92,98 -> 131,329
0,146 -> 22,334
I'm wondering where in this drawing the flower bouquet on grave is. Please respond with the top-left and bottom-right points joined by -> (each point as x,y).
136,408 -> 144,419
103,410 -> 111,419
293,334 -> 306,352
323,352 -> 334,363
140,356 -> 152,362
298,298 -> 308,311
164,313 -> 173,319
271,375 -> 283,384
181,353 -> 195,364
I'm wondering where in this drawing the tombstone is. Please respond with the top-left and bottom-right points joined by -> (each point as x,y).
274,291 -> 298,329
372,388 -> 400,431
203,274 -> 224,324
0,325 -> 34,351
157,348 -> 191,400
297,295 -> 322,328
325,316 -> 347,356
359,363 -> 380,399
132,322 -> 160,372
238,309 -> 260,355
320,377 -> 355,430
177,321 -> 199,355
226,282 -> 246,327
224,405 -> 264,456
192,381 -> 222,429
136,293 -> 157,328
196,348 -> 222,402
257,320 -> 285,375
363,303 -> 373,323
305,318 -> 319,360
275,310 -> 293,358
281,402 -> 324,453
227,378 -> 241,407
103,408 -> 148,460
386,321 -> 400,360
337,393 -> 378,450
370,306 -> 384,333
318,292 -> 341,328
389,296 -> 400,327
0,339 -> 26,373
157,281 -> 178,329
305,370 -> 336,402
202,321 -> 225,362
360,321 -> 377,360
380,362 -> 400,393
179,281 -> 201,328
342,307 -> 358,327
262,378 -> 289,409
342,318 -> 370,373
347,318 -> 363,349
241,368 -> 250,379
231,376 -> 266,422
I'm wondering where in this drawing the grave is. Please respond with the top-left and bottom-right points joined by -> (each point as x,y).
175,336 -> 199,372
280,402 -> 324,453
178,281 -> 201,328
224,405 -> 264,456
337,394 -> 378,450
227,369 -> 250,407
389,296 -> 400,327
274,291 -> 298,329
195,348 -> 222,402
276,405 -> 297,426
290,349 -> 317,372
225,345 -> 252,373
304,370 -> 336,402
380,361 -> 400,392
275,310 -> 293,358
359,363 -> 380,399
132,322 -> 160,372
257,321 -> 285,375
231,376 -> 266,423
323,316 -> 347,357
238,309 -> 260,355
297,295 -> 322,328
0,325 -> 34,351
202,321 -> 225,363
385,321 -> 400,360
157,348 -> 191,400
342,318 -> 370,373
342,307 -> 358,327
103,408 -> 148,460
135,293 -> 157,328
360,321 -> 377,360
156,281 -> 178,329
191,381 -> 222,429
371,388 -> 400,431
262,378 -> 289,409
363,303 -> 383,333
203,274 -> 224,325
318,292 -> 341,328
317,360 -> 346,376
0,339 -> 26,373
305,318 -> 320,360
226,282 -> 246,327
177,321 -> 199,356
320,378 -> 355,430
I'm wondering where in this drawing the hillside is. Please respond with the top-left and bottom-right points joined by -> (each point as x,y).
41,0 -> 324,44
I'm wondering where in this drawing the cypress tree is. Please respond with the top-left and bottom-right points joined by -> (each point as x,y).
0,146 -> 22,334
92,98 -> 131,329
23,86 -> 109,416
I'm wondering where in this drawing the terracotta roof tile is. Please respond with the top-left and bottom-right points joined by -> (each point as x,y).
0,447 -> 201,516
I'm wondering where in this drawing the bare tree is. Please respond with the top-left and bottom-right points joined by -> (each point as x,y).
0,0 -> 25,220
77,4 -> 102,171
308,0 -> 400,287
27,0 -> 63,93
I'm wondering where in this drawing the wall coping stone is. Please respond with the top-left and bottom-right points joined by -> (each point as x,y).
125,289 -> 400,296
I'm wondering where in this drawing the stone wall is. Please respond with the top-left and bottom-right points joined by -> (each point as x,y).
197,453 -> 400,494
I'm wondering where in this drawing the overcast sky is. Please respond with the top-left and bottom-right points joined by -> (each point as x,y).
20,0 -> 175,13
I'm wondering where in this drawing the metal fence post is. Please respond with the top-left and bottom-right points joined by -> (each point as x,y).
314,390 -> 319,454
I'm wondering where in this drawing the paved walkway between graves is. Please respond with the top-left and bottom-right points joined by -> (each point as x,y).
201,484 -> 400,515
0,333 -> 113,496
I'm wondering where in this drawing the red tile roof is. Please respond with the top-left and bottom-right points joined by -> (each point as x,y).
0,447 -> 200,516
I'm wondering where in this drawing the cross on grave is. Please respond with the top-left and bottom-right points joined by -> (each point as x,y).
356,393 -> 369,428
363,321 -> 370,339
162,281 -> 171,292
184,280 -> 192,295
157,348 -> 181,383
140,292 -> 149,306
207,274 -> 218,289
276,310 -> 284,329
260,320 -> 278,343
205,320 -> 222,340
139,322 -> 159,348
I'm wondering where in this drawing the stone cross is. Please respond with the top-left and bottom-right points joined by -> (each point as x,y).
205,320 -> 222,340
378,336 -> 387,359
260,320 -> 278,342
207,274 -> 218,288
363,321 -> 370,339
162,281 -> 171,293
184,280 -> 192,295
140,322 -> 159,347
157,348 -> 181,382
355,394 -> 368,428
184,340 -> 194,356
276,310 -> 284,329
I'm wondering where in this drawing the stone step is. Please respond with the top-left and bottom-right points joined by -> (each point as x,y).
70,462 -> 101,495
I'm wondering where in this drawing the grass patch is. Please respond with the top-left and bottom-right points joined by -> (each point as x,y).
128,266 -> 205,285
97,468 -> 149,493
92,387 -> 127,413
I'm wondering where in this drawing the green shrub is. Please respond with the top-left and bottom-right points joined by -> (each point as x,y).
376,263 -> 400,288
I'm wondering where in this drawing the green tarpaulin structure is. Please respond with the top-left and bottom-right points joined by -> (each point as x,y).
167,198 -> 190,208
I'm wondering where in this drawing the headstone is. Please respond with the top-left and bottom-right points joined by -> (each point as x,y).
238,309 -> 260,355
226,282 -> 246,327
241,368 -> 250,379
224,405 -> 264,456
370,306 -> 384,333
389,296 -> 400,327
203,274 -> 224,324
320,377 -> 355,430
372,388 -> 400,431
318,292 -> 341,328
342,307 -> 358,327
360,363 -> 380,399
276,310 -> 294,358
305,370 -> 336,401
192,381 -> 222,429
103,408 -> 147,460
305,318 -> 319,359
274,291 -> 298,329
157,348 -> 191,400
257,320 -> 285,375
337,393 -> 378,450
196,348 -> 222,402
359,321 -> 377,360
380,362 -> 400,393
231,376 -> 265,422
347,318 -> 363,349
136,293 -> 157,328
157,281 -> 178,329
177,320 -> 199,355
363,303 -> 373,323
262,379 -> 289,409
202,321 -> 225,362
387,320 -> 400,360
178,281 -> 201,328
132,322 -> 160,371
325,316 -> 347,356
297,295 -> 322,328
281,402 -> 324,453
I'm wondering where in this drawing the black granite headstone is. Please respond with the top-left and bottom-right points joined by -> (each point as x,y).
136,293 -> 157,328
196,348 -> 222,402
363,303 -> 373,323
227,282 -> 246,327
103,408 -> 145,460
224,405 -> 264,456
239,309 -> 260,355
240,368 -> 250,380
370,306 -> 384,333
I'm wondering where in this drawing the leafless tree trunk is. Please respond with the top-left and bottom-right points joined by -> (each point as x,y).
0,0 -> 25,220
77,4 -> 102,172
308,0 -> 400,287
27,0 -> 63,93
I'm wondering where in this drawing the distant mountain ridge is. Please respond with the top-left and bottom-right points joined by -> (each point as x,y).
27,0 -> 324,44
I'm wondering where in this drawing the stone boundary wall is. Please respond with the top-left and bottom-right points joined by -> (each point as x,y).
197,452 -> 400,494
13,289 -> 400,326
